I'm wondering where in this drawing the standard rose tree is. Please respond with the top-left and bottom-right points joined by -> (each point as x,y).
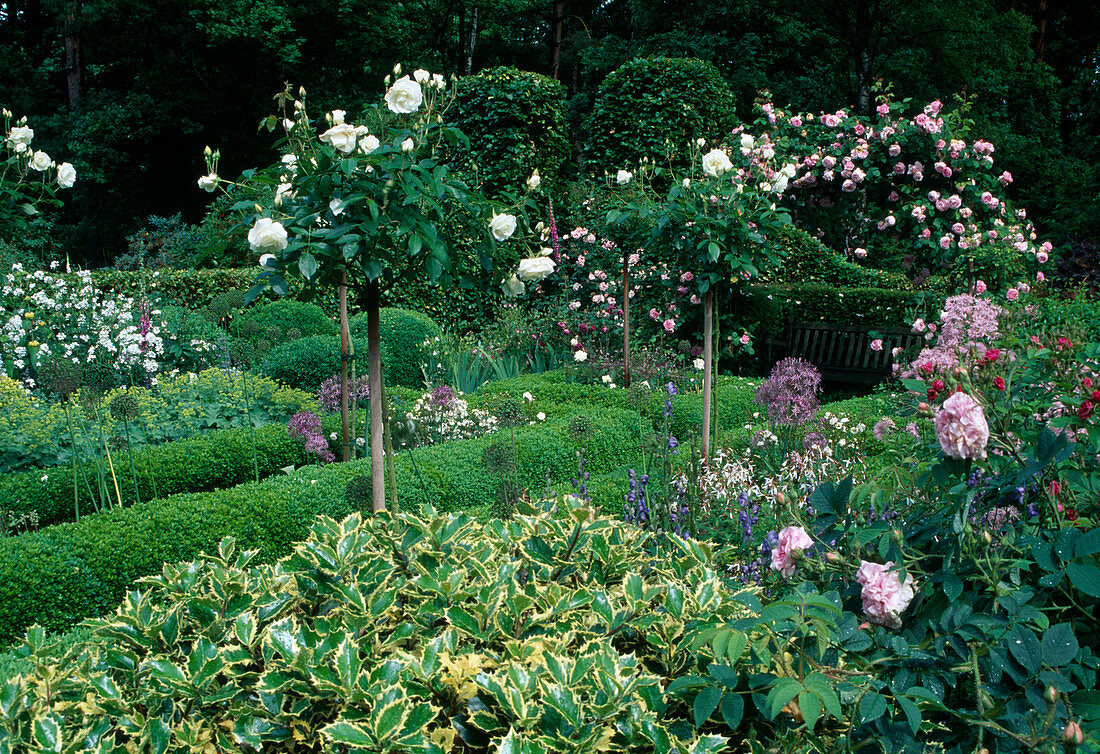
203,67 -> 542,512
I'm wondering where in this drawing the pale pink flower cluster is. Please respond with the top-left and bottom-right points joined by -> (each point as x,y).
934,391 -> 989,460
770,526 -> 814,577
856,561 -> 916,628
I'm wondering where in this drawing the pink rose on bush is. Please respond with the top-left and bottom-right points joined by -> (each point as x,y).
770,526 -> 814,578
934,391 -> 989,460
856,561 -> 916,629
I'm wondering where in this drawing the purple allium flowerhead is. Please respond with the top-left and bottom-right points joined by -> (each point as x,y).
431,385 -> 457,407
754,358 -> 822,427
288,411 -> 323,440
318,374 -> 370,413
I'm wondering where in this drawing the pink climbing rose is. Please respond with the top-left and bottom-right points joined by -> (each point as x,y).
856,560 -> 916,629
770,526 -> 814,578
934,391 -> 990,460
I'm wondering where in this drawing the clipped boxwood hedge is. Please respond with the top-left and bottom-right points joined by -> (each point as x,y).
0,421 -> 316,528
0,463 -> 361,648
349,307 -> 442,390
762,226 -> 911,289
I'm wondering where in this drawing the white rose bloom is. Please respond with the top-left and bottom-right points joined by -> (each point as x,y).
781,162 -> 798,178
761,147 -> 775,159
616,169 -> 632,185
740,133 -> 755,150
282,118 -> 296,131
601,375 -> 612,383
330,109 -> 346,125
247,217 -> 288,255
702,149 -> 733,177
401,137 -> 415,153
489,213 -> 518,242
773,174 -> 789,194
517,256 -> 556,283
258,253 -> 276,268
574,350 -> 588,362
432,73 -> 446,89
682,178 -> 691,188
197,172 -> 218,192
522,392 -> 534,401
281,154 -> 298,171
359,134 -> 380,153
56,162 -> 76,189
693,358 -> 705,370
501,274 -> 525,297
29,150 -> 51,172
319,123 -> 358,154
537,412 -> 546,421
526,169 -> 541,191
6,126 -> 33,152
385,75 -> 424,114
413,69 -> 430,84
540,247 -> 554,256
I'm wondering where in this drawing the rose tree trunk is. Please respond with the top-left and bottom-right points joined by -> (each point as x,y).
367,282 -> 386,512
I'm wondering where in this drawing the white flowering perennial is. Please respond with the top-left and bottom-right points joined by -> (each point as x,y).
404,388 -> 498,445
1,265 -> 169,386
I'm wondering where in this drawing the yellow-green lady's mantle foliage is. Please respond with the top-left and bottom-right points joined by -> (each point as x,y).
0,497 -> 748,752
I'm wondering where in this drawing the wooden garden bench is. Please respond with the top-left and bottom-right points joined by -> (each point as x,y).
763,322 -> 924,385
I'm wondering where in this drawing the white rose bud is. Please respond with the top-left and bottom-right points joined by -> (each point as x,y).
393,63 -> 402,76
197,173 -> 219,192
274,183 -> 293,207
702,149 -> 733,177
432,73 -> 446,89
696,137 -> 706,147
682,178 -> 691,188
413,69 -> 430,84
258,253 -> 276,268
385,75 -> 424,114
247,217 -> 288,255
501,274 -> 525,297
526,169 -> 541,191
29,150 -> 51,172
517,256 -> 556,283
740,133 -> 755,150
359,134 -> 380,153
401,137 -> 415,153
56,162 -> 76,189
489,213 -> 518,242
330,109 -> 346,125
616,169 -> 632,185
282,118 -> 295,131
319,123 -> 358,154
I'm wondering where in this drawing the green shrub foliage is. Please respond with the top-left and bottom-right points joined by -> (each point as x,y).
350,308 -> 442,390
261,334 -> 368,391
583,57 -> 737,176
0,499 -> 742,751
237,299 -> 337,343
451,66 -> 571,195
86,269 -> 257,310
0,464 -> 359,647
763,226 -> 911,289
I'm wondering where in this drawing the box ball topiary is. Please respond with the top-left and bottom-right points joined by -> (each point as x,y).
450,66 -> 570,196
349,308 -> 441,389
239,299 -> 338,343
261,334 -> 368,391
583,57 -> 737,177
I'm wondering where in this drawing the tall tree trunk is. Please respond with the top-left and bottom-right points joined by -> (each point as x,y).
701,288 -> 714,462
621,255 -> 630,387
367,282 -> 386,512
465,4 -> 478,75
1035,0 -> 1049,64
63,3 -> 82,112
338,269 -> 351,462
382,378 -> 398,511
550,0 -> 564,79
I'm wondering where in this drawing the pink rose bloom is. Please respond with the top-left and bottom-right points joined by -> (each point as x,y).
876,103 -> 890,116
939,235 -> 953,250
649,308 -> 659,321
856,561 -> 916,629
822,155 -> 836,169
663,318 -> 676,333
842,179 -> 857,192
870,338 -> 883,351
770,526 -> 814,578
1037,271 -> 1045,282
1006,287 -> 1019,301
952,222 -> 965,235
973,280 -> 987,295
888,143 -> 901,157
912,318 -> 926,333
999,171 -> 1013,185
934,391 -> 990,460
1036,251 -> 1048,264
790,116 -> 803,127
680,271 -> 694,283
690,294 -> 701,305
740,332 -> 751,345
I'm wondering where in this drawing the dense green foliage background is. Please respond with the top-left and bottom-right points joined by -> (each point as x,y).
0,0 -> 1096,265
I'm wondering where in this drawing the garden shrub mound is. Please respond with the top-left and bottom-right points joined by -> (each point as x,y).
0,462 -> 362,649
350,307 -> 442,389
237,299 -> 337,343
0,420 -> 316,528
261,334 -> 368,391
450,66 -> 570,196
762,226 -> 910,289
0,497 -> 746,752
583,56 -> 737,176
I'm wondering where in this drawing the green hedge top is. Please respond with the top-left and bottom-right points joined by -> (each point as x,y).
451,66 -> 571,196
762,226 -> 911,289
583,56 -> 737,175
85,268 -> 257,310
